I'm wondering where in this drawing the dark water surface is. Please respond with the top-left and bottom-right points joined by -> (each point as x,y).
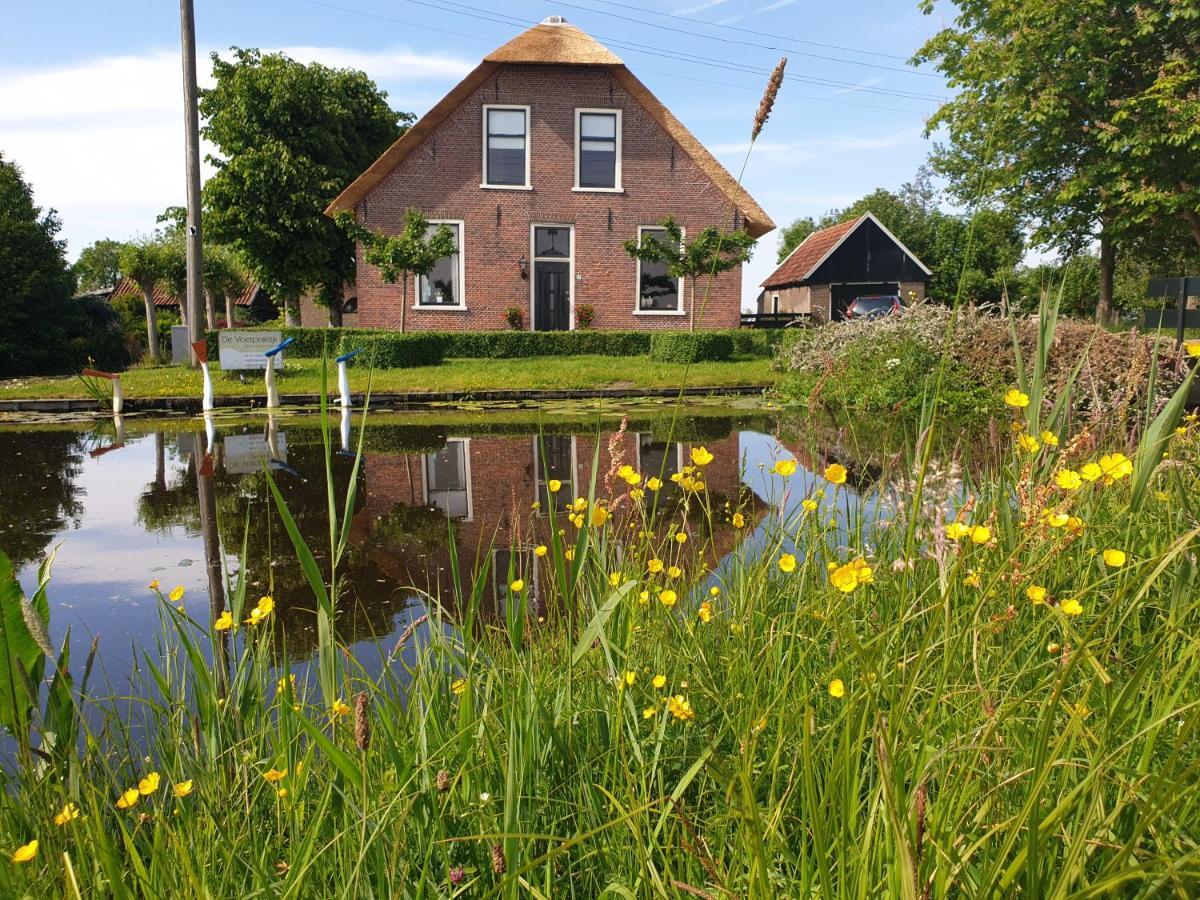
1,403 -> 876,700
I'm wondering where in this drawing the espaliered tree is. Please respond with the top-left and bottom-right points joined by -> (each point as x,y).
200,48 -> 408,326
336,210 -> 455,333
117,239 -> 168,363
623,217 -> 756,331
203,244 -> 249,329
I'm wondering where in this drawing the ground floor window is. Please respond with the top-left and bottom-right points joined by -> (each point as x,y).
636,226 -> 681,312
424,439 -> 471,519
418,221 -> 463,307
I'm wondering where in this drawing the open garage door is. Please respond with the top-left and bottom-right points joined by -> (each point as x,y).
830,283 -> 899,321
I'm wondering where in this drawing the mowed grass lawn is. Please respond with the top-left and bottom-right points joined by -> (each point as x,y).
0,355 -> 777,400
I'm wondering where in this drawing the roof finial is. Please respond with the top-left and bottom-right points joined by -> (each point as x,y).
541,15 -> 568,25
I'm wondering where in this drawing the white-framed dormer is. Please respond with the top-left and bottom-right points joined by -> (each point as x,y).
573,108 -> 623,193
415,219 -> 467,310
632,224 -> 686,316
481,104 -> 532,190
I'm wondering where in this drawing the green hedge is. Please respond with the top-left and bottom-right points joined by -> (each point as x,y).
344,333 -> 444,368
649,332 -> 734,363
206,327 -> 760,362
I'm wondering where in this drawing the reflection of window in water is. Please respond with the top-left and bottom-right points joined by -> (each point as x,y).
492,548 -> 543,619
424,439 -> 472,520
534,435 -> 576,511
636,433 -> 682,483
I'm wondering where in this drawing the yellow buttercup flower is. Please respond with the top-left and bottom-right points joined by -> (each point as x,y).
667,694 -> 695,721
945,521 -> 970,540
1040,430 -> 1059,447
534,545 -> 547,557
54,803 -> 81,826
637,590 -> 650,605
148,579 -> 160,591
659,589 -> 678,608
1041,509 -> 1069,528
963,568 -> 981,588
652,674 -> 667,689
969,525 -> 992,545
617,464 -> 641,485
771,459 -> 797,477
732,512 -> 745,528
1098,453 -> 1133,485
173,780 -> 194,799
647,558 -> 664,574
1026,585 -> 1048,604
1102,549 -> 1126,568
778,553 -> 797,573
1017,433 -> 1040,454
331,699 -> 351,717
547,479 -> 562,493
263,768 -> 287,783
667,565 -> 682,579
1080,462 -> 1102,482
608,572 -> 622,587
690,446 -> 714,467
823,463 -> 847,485
675,531 -> 688,545
256,596 -> 274,615
623,671 -> 636,687
1064,516 -> 1085,535
643,706 -> 656,719
590,506 -> 609,527
697,601 -> 713,623
509,578 -> 525,592
1060,598 -> 1083,616
1055,469 -> 1082,490
138,772 -> 161,795
1004,388 -> 1030,408
564,548 -> 575,561
451,678 -> 467,696
829,558 -> 873,593
116,787 -> 139,809
646,477 -> 662,491
1184,341 -> 1200,357
828,678 -> 845,699
10,840 -> 37,864
630,487 -> 645,501
214,610 -> 234,632
169,585 -> 185,603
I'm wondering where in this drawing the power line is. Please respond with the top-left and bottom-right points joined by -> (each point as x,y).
542,0 -> 945,78
297,0 -> 940,113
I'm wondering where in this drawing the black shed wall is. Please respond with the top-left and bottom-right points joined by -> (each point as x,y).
807,218 -> 928,286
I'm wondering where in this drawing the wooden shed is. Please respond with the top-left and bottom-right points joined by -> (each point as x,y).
759,213 -> 931,322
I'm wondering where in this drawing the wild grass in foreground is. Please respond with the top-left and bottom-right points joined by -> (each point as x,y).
2,329 -> 1199,897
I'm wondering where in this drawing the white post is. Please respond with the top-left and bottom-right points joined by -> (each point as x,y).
337,359 -> 352,408
112,377 -> 124,415
266,413 -> 281,462
200,361 -> 214,412
203,411 -> 216,454
264,358 -> 279,409
340,406 -> 352,453
113,414 -> 126,445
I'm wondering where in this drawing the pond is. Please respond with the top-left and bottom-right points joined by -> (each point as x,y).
1,401 -> 883,700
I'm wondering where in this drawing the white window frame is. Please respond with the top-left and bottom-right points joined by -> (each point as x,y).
634,433 -> 684,478
573,108 -> 623,193
415,219 -> 466,311
532,434 -> 578,511
481,104 -> 532,190
632,224 -> 686,316
421,438 -> 473,522
528,223 -> 575,332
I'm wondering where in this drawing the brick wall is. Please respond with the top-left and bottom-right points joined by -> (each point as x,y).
355,64 -> 744,332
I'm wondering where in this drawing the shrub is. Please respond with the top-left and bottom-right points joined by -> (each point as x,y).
438,331 -> 652,359
505,306 -> 525,331
345,332 -> 444,369
576,304 -> 595,329
649,332 -> 734,363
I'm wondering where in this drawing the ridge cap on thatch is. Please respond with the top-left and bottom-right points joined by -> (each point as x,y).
483,18 -> 623,66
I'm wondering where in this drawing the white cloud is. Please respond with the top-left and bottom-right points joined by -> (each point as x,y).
672,0 -> 731,15
0,46 -> 472,257
755,0 -> 800,13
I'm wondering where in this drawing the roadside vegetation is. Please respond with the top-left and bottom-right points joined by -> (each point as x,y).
2,299 -> 1198,896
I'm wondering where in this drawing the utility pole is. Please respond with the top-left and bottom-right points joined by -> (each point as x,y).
180,0 -> 205,366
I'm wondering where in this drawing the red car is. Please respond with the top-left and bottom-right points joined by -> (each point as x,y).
845,295 -> 903,319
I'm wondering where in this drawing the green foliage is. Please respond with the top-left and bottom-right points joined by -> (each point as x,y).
776,216 -> 817,263
624,216 -> 756,282
200,48 -> 408,315
649,331 -> 734,363
345,332 -> 444,369
72,238 -> 124,292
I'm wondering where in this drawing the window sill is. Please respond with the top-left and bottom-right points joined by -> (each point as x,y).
480,183 -> 532,191
633,308 -> 686,316
412,305 -> 467,311
572,186 -> 624,194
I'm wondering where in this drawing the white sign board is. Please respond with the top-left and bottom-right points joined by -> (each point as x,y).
223,432 -> 288,475
219,331 -> 284,371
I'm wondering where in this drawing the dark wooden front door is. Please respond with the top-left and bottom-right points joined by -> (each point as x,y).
534,262 -> 570,331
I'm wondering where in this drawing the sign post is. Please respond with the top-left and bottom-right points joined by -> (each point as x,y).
191,339 -> 213,411
82,368 -> 123,414
263,337 -> 294,409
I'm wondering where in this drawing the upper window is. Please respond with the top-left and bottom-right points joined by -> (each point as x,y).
575,109 -> 621,190
636,226 -> 681,312
418,221 -> 463,307
483,106 -> 529,188
425,439 -> 471,520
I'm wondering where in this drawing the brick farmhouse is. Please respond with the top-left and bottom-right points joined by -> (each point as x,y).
759,213 -> 930,323
327,16 -> 773,332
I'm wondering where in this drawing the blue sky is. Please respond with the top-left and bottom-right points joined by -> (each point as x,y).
1,0 -> 956,305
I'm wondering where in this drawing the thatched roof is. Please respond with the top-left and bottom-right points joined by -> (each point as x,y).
326,18 -> 773,238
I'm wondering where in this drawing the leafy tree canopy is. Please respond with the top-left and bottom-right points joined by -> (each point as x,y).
73,238 -> 125,293
199,48 -> 410,320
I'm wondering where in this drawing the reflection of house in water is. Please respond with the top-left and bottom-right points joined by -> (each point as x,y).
353,428 -> 750,620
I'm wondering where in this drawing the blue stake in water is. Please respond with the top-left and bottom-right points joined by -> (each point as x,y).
263,337 -> 294,409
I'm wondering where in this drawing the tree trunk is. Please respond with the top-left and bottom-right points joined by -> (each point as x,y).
204,288 -> 217,331
328,296 -> 343,328
224,291 -> 236,329
1096,232 -> 1116,326
284,297 -> 300,327
138,279 -> 160,363
689,279 -> 696,332
400,274 -> 408,334
1183,208 -> 1200,252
